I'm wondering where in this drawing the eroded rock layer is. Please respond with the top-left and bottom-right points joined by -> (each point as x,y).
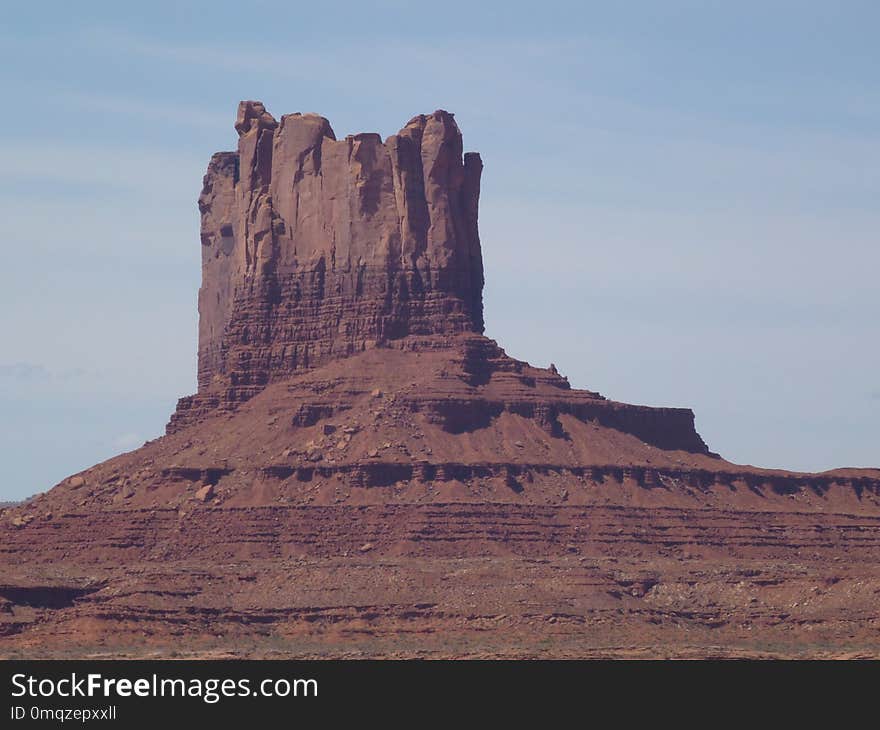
181,102 -> 484,427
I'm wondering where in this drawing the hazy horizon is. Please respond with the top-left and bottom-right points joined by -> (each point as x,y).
1,1 -> 877,500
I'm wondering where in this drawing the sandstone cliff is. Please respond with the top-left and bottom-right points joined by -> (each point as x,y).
188,102 -> 484,421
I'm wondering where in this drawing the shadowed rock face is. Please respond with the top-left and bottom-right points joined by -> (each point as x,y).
195,101 -> 484,406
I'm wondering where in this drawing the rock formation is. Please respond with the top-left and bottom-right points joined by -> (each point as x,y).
2,103 -> 879,659
169,101 -> 710,454
174,102 -> 485,428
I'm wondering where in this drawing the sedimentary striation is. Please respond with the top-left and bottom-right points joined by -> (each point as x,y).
2,103 -> 879,659
175,102 -> 484,427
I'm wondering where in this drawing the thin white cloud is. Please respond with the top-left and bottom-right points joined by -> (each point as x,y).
79,26 -> 588,74
0,362 -> 92,382
0,362 -> 50,380
0,142 -> 204,197
58,90 -> 230,131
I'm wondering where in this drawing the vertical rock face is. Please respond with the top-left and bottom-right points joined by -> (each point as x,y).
194,102 -> 484,408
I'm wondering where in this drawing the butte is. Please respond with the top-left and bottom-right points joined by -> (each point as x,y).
2,102 -> 879,658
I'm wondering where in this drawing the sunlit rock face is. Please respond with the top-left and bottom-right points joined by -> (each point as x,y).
193,102 -> 485,411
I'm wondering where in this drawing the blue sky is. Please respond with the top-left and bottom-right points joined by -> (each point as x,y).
1,1 -> 877,500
